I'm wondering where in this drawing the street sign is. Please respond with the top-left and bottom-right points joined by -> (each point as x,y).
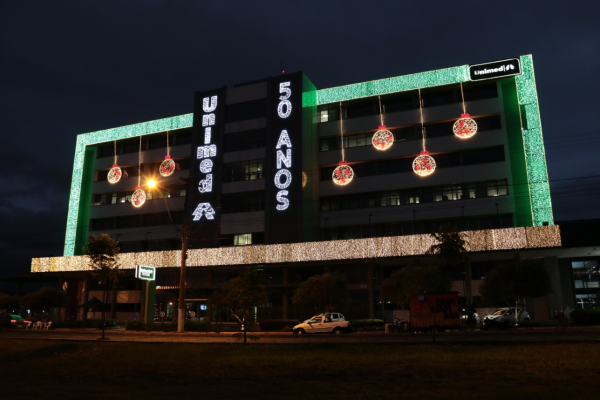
135,265 -> 156,281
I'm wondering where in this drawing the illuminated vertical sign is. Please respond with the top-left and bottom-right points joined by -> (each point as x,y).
275,82 -> 292,211
192,95 -> 218,221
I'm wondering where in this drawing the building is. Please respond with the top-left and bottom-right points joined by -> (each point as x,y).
31,55 -> 597,323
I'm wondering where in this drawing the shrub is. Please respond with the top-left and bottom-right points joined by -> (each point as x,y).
259,319 -> 300,331
569,308 -> 600,326
352,319 -> 385,331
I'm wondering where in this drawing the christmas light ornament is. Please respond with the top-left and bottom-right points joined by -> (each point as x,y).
332,160 -> 354,185
453,83 -> 477,139
372,96 -> 393,150
160,155 -> 175,177
413,151 -> 436,176
333,102 -> 354,186
159,131 -> 176,176
107,140 -> 122,183
413,89 -> 436,177
132,136 -> 146,207
132,186 -> 146,207
107,164 -> 122,184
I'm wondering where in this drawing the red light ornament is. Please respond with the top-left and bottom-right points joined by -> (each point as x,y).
107,164 -> 122,184
453,113 -> 477,139
332,161 -> 354,186
132,186 -> 146,208
160,155 -> 176,177
372,125 -> 394,151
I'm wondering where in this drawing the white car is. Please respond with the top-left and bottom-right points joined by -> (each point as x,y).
293,313 -> 352,334
482,308 -> 530,329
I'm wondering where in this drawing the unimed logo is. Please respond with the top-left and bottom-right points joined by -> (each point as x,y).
469,58 -> 521,81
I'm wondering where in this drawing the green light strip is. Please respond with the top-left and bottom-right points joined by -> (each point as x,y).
516,55 -> 554,226
313,66 -> 470,105
64,114 -> 193,256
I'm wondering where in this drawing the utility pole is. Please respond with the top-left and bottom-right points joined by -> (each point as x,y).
177,177 -> 190,333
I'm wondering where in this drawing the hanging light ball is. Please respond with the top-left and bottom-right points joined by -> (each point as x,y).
107,164 -> 122,184
372,125 -> 394,151
132,187 -> 146,208
332,161 -> 354,186
453,113 -> 477,139
160,155 -> 176,177
413,151 -> 436,177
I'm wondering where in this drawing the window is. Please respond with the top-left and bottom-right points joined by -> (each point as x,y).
572,260 -> 599,309
234,234 -> 252,246
222,159 -> 265,183
221,190 -> 265,214
486,180 -> 508,197
224,129 -> 266,152
317,104 -> 339,123
463,146 -> 505,165
225,99 -> 267,122
434,185 -> 463,202
345,99 -> 376,119
380,191 -> 400,207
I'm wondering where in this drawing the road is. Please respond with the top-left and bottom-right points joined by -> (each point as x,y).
2,326 -> 599,343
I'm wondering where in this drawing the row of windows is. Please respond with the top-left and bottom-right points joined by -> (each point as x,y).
225,99 -> 267,123
318,82 -> 498,123
321,146 -> 505,181
323,215 -> 513,240
320,115 -> 502,152
221,190 -> 265,214
96,129 -> 192,159
224,129 -> 266,152
96,158 -> 191,182
91,211 -> 184,231
222,159 -> 265,183
92,185 -> 187,207
321,179 -> 508,212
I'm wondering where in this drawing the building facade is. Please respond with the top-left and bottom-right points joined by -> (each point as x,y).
32,55 -> 594,323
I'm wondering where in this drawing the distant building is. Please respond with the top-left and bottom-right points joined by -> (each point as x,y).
30,55 -> 598,323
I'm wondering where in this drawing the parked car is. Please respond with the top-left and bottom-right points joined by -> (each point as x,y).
9,315 -> 31,328
293,313 -> 352,334
482,308 -> 530,330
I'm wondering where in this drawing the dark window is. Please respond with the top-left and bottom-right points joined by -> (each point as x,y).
221,190 -> 265,214
463,146 -> 505,165
382,92 -> 416,113
91,218 -> 115,231
422,87 -> 456,107
224,129 -> 266,152
345,99 -> 377,119
222,159 -> 265,183
463,82 -> 498,101
477,115 -> 502,131
225,99 -> 267,122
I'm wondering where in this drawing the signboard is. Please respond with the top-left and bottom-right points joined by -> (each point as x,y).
135,265 -> 156,281
469,58 -> 521,81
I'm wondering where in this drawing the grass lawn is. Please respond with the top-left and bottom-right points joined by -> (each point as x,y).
1,340 -> 598,399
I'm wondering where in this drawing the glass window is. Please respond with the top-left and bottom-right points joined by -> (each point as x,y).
234,234 -> 252,246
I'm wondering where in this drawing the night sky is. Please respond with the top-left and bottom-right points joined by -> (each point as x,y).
1,1 -> 599,279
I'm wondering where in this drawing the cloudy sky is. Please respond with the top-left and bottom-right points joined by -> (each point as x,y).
1,1 -> 599,278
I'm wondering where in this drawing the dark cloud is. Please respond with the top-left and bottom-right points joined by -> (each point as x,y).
1,1 -> 599,276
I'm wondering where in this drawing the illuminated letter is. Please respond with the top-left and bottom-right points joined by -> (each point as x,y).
276,130 -> 292,149
276,190 -> 289,211
199,159 -> 213,173
204,127 -> 211,144
199,174 -> 213,193
276,149 -> 292,169
279,82 -> 291,100
274,169 -> 292,189
202,114 -> 215,127
202,96 -> 217,113
197,145 -> 216,159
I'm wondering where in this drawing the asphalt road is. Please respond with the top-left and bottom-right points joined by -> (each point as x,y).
1,327 -> 599,344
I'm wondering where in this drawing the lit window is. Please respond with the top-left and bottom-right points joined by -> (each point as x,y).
234,234 -> 252,246
320,110 -> 329,123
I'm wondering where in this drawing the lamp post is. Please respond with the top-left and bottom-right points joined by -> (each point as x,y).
146,177 -> 190,333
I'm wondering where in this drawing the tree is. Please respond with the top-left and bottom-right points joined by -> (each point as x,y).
292,272 -> 350,314
426,225 -> 467,270
380,266 -> 452,310
213,268 -> 269,344
20,287 -> 69,319
479,259 -> 552,325
84,234 -> 121,340
0,292 -> 21,312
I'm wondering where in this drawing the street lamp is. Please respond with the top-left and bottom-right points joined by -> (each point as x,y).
144,176 -> 190,333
